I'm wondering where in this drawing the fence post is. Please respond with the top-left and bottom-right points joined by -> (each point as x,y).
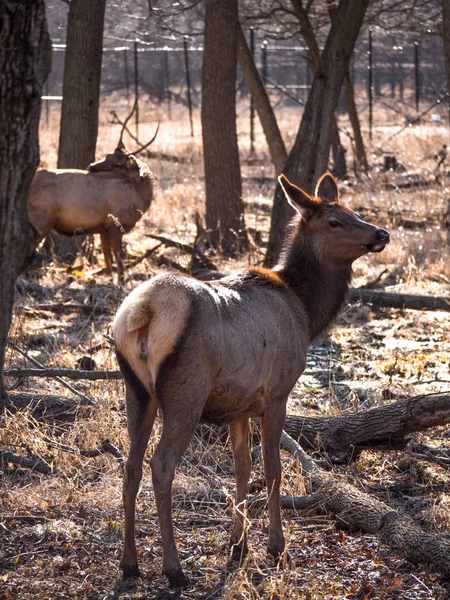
134,39 -> 139,138
304,51 -> 310,104
164,49 -> 171,120
368,28 -> 373,141
249,27 -> 255,153
45,79 -> 50,127
183,36 -> 194,138
123,48 -> 130,104
414,41 -> 420,111
261,40 -> 268,84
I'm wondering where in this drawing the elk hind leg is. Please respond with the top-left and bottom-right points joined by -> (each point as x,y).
229,418 -> 251,561
117,351 -> 157,578
151,375 -> 209,588
100,233 -> 113,275
109,226 -> 125,283
261,399 -> 288,562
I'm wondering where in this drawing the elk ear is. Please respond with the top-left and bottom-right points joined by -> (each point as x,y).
315,173 -> 338,204
278,174 -> 318,219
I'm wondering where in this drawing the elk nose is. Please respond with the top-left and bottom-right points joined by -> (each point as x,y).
375,229 -> 390,242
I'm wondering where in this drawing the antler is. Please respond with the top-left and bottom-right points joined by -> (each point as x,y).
118,101 -> 138,147
128,122 -> 160,156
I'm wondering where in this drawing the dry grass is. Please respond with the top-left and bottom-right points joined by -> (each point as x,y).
1,98 -> 450,598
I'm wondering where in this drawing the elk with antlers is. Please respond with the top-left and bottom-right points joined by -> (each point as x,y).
113,172 -> 390,587
27,106 -> 158,282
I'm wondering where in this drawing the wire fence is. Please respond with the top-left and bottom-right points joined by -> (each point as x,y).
44,29 -> 449,146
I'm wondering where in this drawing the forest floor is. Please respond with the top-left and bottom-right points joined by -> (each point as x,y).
1,100 -> 450,599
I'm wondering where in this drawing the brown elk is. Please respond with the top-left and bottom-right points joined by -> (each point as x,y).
113,173 -> 390,588
27,110 -> 158,282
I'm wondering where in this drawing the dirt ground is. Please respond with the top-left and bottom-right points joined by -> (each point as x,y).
1,101 -> 450,599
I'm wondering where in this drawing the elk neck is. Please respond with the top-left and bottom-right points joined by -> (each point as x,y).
275,223 -> 353,341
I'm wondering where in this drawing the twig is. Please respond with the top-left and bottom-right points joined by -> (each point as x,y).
146,233 -> 218,271
101,439 -> 126,469
43,437 -> 102,458
126,243 -> 163,268
7,342 -> 97,406
4,368 -> 123,381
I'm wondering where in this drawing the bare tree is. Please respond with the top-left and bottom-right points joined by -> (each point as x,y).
58,0 -> 106,169
0,0 -> 51,413
202,0 -> 248,253
265,0 -> 370,265
236,24 -> 287,174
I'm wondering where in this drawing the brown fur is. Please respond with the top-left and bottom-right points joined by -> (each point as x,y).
27,146 -> 155,282
114,172 -> 390,588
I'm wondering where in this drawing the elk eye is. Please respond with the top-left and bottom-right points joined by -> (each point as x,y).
329,220 -> 341,228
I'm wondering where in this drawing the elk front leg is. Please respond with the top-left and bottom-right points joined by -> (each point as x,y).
261,398 -> 288,562
229,418 -> 251,560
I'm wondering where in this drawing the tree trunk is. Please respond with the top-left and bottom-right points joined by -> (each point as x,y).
443,1 -> 450,160
0,0 -> 52,413
53,0 -> 105,264
289,0 -> 345,176
202,0 -> 248,254
283,393 -> 450,460
57,0 -> 105,169
236,25 -> 287,174
265,0 -> 370,266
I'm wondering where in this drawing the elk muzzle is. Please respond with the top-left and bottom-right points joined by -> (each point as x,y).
364,228 -> 390,253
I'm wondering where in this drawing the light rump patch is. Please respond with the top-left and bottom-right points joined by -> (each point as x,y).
114,275 -> 192,387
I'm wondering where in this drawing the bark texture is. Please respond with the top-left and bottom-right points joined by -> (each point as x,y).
236,25 -> 287,174
265,0 -> 369,265
444,0 -> 450,107
284,393 -> 450,459
57,0 -> 106,169
202,0 -> 248,253
0,0 -> 51,412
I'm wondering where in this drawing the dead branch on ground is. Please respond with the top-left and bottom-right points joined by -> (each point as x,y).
7,342 -> 97,406
0,449 -> 53,474
145,233 -> 218,271
350,289 -> 450,312
281,430 -> 450,578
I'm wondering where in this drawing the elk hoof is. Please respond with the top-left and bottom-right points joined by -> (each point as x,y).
121,564 -> 141,579
165,570 -> 190,589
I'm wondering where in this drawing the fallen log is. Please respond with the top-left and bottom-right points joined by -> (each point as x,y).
284,393 -> 450,460
7,342 -> 96,406
4,368 -> 123,381
0,449 -> 53,474
350,288 -> 450,312
16,302 -> 113,316
281,430 -> 450,578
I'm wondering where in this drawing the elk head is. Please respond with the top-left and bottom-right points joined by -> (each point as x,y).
279,173 -> 390,265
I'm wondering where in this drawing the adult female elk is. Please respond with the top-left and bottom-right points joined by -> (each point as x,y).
114,173 -> 390,587
27,112 -> 158,283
